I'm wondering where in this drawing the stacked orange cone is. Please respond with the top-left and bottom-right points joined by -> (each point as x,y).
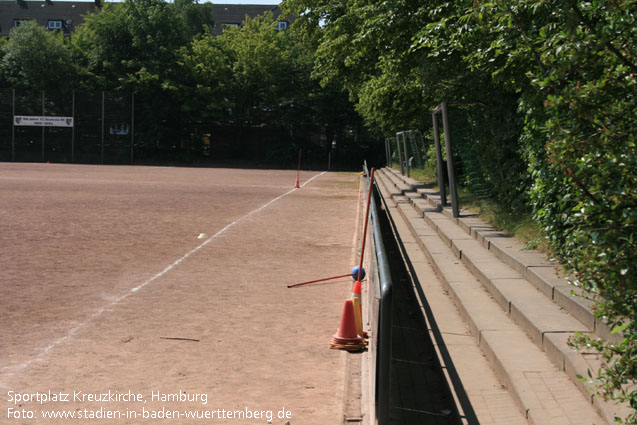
352,280 -> 362,309
330,300 -> 367,351
352,297 -> 365,338
351,280 -> 368,338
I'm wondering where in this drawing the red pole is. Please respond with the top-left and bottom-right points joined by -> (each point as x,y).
357,168 -> 375,281
288,273 -> 354,288
294,149 -> 302,188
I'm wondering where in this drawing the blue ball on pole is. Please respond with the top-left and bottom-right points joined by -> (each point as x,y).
351,265 -> 366,280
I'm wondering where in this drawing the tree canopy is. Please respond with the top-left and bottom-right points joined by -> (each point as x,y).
0,0 -> 371,165
283,0 -> 636,418
0,21 -> 76,91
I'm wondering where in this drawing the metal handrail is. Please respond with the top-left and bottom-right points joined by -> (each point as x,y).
363,162 -> 393,425
372,180 -> 393,425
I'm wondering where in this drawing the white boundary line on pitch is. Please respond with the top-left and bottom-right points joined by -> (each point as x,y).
0,171 -> 327,386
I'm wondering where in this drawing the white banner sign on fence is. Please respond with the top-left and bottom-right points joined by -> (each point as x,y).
13,116 -> 74,127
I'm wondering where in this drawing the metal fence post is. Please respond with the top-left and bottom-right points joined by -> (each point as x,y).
431,110 -> 447,205
401,132 -> 410,178
395,132 -> 404,175
101,91 -> 105,164
11,89 -> 15,162
71,90 -> 75,163
41,90 -> 45,162
131,92 -> 135,164
441,102 -> 460,218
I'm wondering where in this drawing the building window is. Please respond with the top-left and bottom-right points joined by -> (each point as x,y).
275,21 -> 289,31
47,20 -> 64,30
13,19 -> 29,28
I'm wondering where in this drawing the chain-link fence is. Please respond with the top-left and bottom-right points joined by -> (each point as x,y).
0,89 -> 381,168
0,89 -> 134,164
387,102 -> 527,212
391,130 -> 429,177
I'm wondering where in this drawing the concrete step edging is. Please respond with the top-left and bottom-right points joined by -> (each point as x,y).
375,169 -> 630,424
382,167 -> 620,345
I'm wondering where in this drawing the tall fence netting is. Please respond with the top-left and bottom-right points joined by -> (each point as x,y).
389,104 -> 526,206
0,89 -> 134,164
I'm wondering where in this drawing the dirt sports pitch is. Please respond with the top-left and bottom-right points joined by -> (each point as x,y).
0,163 -> 362,424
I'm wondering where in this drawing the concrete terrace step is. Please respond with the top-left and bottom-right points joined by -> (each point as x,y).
374,169 -> 630,424
383,167 -> 617,344
380,192 -> 529,425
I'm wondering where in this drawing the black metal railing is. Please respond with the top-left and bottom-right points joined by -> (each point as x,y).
364,163 -> 393,425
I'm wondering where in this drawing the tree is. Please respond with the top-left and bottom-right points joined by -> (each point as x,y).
177,30 -> 234,123
73,0 -> 212,91
177,11 -> 373,165
284,0 -> 637,419
284,0 -> 528,205
0,21 -> 76,91
215,12 -> 292,124
455,2 -> 636,416
72,0 -> 214,148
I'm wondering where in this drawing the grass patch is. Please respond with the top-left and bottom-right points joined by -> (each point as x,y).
391,161 -> 438,185
408,167 -> 438,186
457,186 -> 546,250
392,165 -> 547,251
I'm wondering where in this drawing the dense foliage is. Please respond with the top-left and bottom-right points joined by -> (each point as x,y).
0,21 -> 76,91
0,0 -> 373,167
284,0 -> 636,420
284,0 -> 530,207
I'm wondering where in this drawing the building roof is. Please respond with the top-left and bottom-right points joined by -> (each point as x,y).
0,1 -> 290,37
0,1 -> 97,36
210,4 -> 284,36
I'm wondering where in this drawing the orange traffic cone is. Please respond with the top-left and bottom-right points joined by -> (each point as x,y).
351,280 -> 368,337
294,150 -> 302,188
352,280 -> 362,310
330,300 -> 366,351
352,296 -> 367,338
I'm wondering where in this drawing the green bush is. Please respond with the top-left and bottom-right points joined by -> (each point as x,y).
472,1 -> 637,419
